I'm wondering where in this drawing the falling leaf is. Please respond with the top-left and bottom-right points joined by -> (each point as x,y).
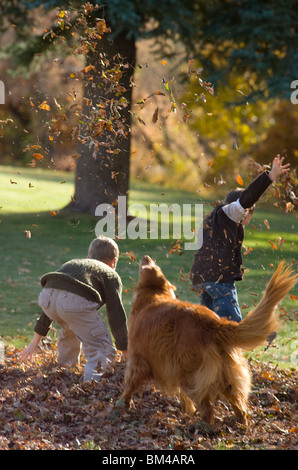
264,219 -> 270,230
96,19 -> 106,35
50,211 -> 57,216
162,79 -> 176,113
152,107 -> 159,124
233,140 -> 238,150
122,251 -> 136,262
33,153 -> 44,161
285,202 -> 294,212
84,65 -> 96,73
38,101 -> 50,111
23,144 -> 42,153
268,240 -> 278,250
53,97 -> 61,109
290,294 -> 297,301
187,59 -> 194,76
236,174 -> 243,186
160,60 -> 167,66
0,118 -> 13,124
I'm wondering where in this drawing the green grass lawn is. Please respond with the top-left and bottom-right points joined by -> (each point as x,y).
0,164 -> 297,368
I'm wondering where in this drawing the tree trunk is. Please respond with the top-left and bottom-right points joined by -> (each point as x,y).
70,30 -> 136,215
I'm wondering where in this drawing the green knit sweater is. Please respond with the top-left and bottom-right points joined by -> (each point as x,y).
34,258 -> 128,351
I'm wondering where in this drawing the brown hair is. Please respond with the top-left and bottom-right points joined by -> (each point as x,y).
87,236 -> 119,262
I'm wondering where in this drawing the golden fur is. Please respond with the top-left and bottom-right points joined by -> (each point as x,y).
121,256 -> 297,425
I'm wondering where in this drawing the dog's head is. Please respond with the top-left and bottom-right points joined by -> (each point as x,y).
133,255 -> 176,300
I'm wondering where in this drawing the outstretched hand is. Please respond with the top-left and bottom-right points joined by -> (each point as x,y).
268,154 -> 290,181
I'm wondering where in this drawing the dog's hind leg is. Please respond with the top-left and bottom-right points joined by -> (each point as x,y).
121,354 -> 153,408
223,386 -> 248,425
223,357 -> 251,425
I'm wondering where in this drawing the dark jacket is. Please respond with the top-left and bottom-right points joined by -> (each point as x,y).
190,171 -> 272,285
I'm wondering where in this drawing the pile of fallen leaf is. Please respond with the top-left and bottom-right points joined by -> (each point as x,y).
0,344 -> 297,450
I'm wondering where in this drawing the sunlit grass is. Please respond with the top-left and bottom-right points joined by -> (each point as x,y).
0,165 -> 74,213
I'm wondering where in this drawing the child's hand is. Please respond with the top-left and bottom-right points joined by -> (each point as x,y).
19,343 -> 37,362
18,333 -> 43,362
268,154 -> 290,181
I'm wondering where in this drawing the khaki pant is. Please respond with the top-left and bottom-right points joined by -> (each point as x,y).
38,288 -> 116,381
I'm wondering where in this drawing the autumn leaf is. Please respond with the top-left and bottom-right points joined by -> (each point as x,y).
33,153 -> 44,161
38,101 -> 50,111
84,65 -> 96,73
264,219 -> 270,230
122,251 -> 136,262
162,78 -> 176,113
53,97 -> 61,109
50,211 -> 57,216
268,240 -> 278,249
236,174 -> 243,186
285,202 -> 294,213
96,19 -> 106,35
152,107 -> 159,124
1,346 -> 297,450
24,144 -> 42,153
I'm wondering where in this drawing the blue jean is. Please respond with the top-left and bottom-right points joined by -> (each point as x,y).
194,281 -> 242,323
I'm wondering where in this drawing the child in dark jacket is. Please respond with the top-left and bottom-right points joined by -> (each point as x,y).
190,155 -> 290,322
19,236 -> 128,382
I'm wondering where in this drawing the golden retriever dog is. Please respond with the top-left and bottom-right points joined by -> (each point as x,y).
121,256 -> 297,425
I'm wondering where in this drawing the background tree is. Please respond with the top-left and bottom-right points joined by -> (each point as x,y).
192,0 -> 298,102
1,0 -> 199,215
0,0 -> 297,214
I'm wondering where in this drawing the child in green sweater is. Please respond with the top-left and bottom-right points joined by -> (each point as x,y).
19,237 -> 128,382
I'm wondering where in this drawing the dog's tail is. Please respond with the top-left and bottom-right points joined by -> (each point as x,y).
233,262 -> 297,351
